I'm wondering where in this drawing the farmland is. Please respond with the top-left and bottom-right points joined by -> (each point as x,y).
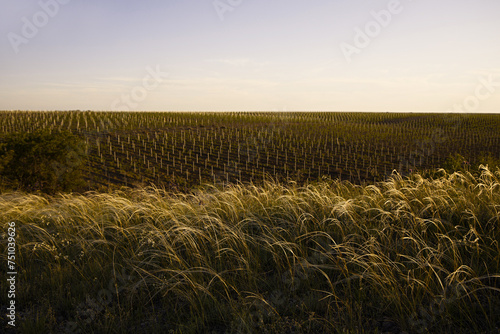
1,111 -> 499,191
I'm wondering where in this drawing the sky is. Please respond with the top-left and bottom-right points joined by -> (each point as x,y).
1,0 -> 500,112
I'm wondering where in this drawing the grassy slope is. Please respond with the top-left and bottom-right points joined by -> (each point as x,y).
1,167 -> 500,333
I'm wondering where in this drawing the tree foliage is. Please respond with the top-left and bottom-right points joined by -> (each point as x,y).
0,130 -> 87,193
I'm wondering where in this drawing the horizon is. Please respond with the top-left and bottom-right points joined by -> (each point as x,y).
2,110 -> 500,115
1,0 -> 500,112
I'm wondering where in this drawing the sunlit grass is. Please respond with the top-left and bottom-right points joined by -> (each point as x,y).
1,166 -> 499,333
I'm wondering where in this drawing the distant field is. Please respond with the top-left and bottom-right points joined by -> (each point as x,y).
1,111 -> 499,190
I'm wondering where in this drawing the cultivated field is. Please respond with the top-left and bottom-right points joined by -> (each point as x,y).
1,111 -> 499,190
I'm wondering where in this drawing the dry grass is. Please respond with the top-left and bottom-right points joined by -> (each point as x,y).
1,166 -> 500,333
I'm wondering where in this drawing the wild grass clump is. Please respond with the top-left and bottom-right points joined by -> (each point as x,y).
1,166 -> 500,333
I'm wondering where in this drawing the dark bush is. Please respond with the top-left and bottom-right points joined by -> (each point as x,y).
0,130 -> 87,193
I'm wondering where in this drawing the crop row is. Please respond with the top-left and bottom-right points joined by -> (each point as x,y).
1,111 -> 499,189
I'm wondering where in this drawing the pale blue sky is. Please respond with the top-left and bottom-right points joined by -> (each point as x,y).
1,0 -> 499,112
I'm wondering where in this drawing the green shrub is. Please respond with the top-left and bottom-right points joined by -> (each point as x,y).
0,130 -> 87,193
